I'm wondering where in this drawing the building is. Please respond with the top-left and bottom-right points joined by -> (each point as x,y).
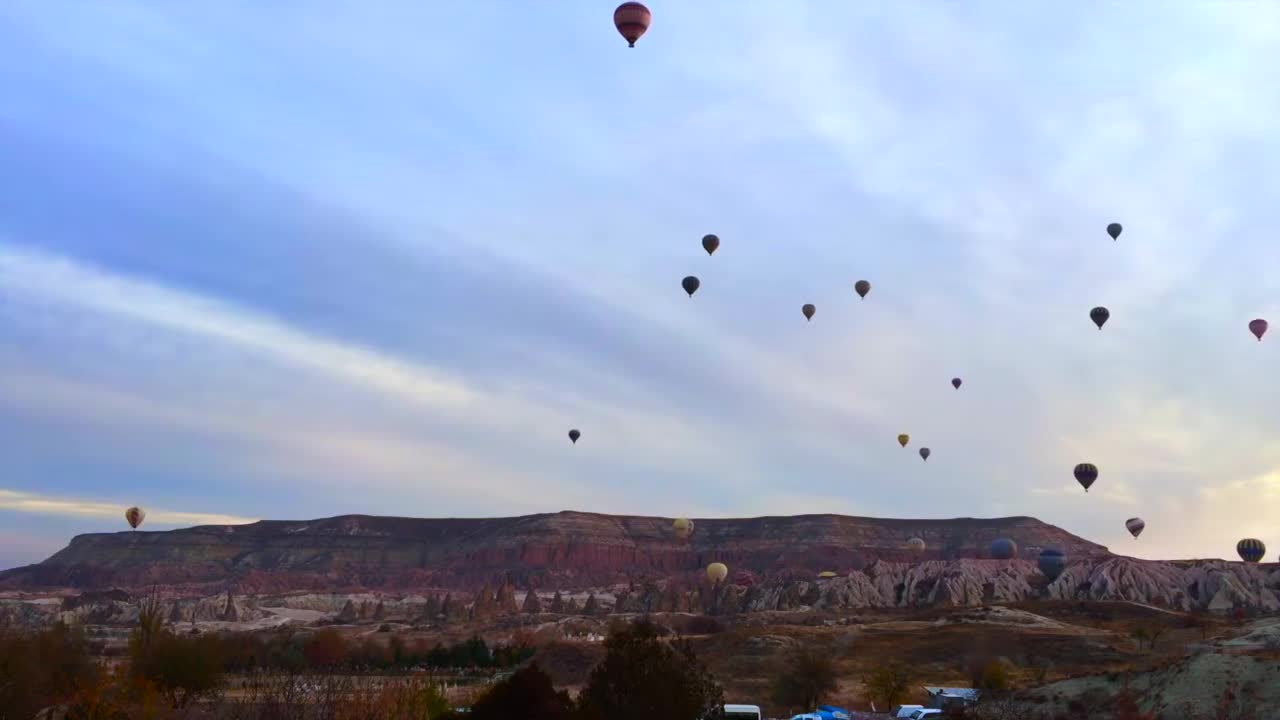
923,686 -> 979,709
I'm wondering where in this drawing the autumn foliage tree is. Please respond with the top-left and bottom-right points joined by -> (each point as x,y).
770,646 -> 838,712
576,618 -> 725,720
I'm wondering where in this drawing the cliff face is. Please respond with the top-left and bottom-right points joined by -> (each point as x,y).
0,511 -> 1107,592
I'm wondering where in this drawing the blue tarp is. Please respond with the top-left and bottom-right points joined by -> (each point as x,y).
815,706 -> 851,719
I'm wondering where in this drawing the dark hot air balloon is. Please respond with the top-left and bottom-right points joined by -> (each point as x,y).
1237,538 -> 1266,563
701,234 -> 720,256
919,447 -> 931,462
854,280 -> 871,299
568,429 -> 581,444
125,507 -> 145,530
1249,319 -> 1268,341
1107,223 -> 1123,241
906,537 -> 926,555
613,2 -> 651,47
990,538 -> 1017,560
1090,306 -> 1110,329
1038,547 -> 1067,581
1125,518 -> 1145,539
951,377 -> 962,390
802,304 -> 816,321
682,276 -> 700,297
897,434 -> 909,448
1073,463 -> 1098,492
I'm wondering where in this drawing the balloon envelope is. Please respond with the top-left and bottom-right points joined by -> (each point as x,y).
1090,306 -> 1110,329
1107,223 -> 1123,240
613,2 -> 651,47
1074,463 -> 1098,492
1237,538 -> 1266,563
951,377 -> 962,390
817,571 -> 837,579
854,280 -> 871,298
919,447 -> 931,461
1125,518 -> 1145,539
682,275 -> 700,297
1249,318 -> 1268,341
990,538 -> 1018,560
906,537 -> 926,554
701,234 -> 720,256
1038,547 -> 1067,581
125,507 -> 145,530
706,562 -> 729,583
673,518 -> 694,541
897,434 -> 910,448
568,429 -> 581,444
802,303 -> 816,321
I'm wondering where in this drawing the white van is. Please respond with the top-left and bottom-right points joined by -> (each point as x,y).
723,704 -> 763,720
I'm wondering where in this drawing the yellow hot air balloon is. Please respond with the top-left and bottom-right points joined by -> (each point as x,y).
817,571 -> 837,579
897,434 -> 910,448
125,507 -> 146,530
673,518 -> 694,541
706,562 -> 728,583
906,537 -> 926,554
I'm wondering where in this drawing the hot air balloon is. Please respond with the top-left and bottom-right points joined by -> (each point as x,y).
1073,463 -> 1098,492
1107,223 -> 1123,241
1090,306 -> 1110,329
125,507 -> 145,530
990,538 -> 1018,560
854,280 -> 871,299
897,434 -> 910,448
919,447 -> 931,462
732,571 -> 756,588
613,2 -> 651,47
951,377 -> 962,390
701,234 -> 720,256
1125,518 -> 1145,539
1038,547 -> 1067,581
568,429 -> 581,444
673,517 -> 694,541
906,537 -> 926,555
1237,538 -> 1266,563
682,275 -> 700,297
706,562 -> 729,583
1249,319 -> 1268,341
817,571 -> 837,579
802,304 -> 816,321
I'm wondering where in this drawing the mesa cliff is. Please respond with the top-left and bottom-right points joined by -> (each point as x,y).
1,511 -> 1105,592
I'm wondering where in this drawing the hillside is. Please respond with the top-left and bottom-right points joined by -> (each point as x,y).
0,511 -> 1106,592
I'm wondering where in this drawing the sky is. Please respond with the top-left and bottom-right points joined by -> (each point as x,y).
3,2 -> 1280,569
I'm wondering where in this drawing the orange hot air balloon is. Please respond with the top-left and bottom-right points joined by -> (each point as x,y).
613,2 -> 651,47
125,507 -> 146,530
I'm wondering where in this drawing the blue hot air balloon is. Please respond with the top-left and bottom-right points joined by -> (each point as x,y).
1038,547 -> 1067,581
990,538 -> 1018,560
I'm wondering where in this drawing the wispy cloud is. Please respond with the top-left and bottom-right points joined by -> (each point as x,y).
0,489 -> 255,526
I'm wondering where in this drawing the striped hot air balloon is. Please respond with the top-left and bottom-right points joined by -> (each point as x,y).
1237,538 -> 1266,563
1074,463 -> 1098,492
1125,518 -> 1145,539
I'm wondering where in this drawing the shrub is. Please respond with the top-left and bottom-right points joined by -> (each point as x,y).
577,619 -> 724,720
770,646 -> 838,712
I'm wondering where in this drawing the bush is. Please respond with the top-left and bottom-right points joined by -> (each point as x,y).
470,663 -> 573,720
0,622 -> 98,719
863,659 -> 913,708
131,630 -> 225,708
770,646 -> 838,712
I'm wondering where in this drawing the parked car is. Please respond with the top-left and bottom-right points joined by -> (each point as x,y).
908,710 -> 942,719
892,705 -> 924,718
723,704 -> 763,720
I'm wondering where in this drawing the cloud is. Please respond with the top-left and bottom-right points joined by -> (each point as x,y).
0,489 -> 255,526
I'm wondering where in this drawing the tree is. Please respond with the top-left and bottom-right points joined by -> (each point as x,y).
863,659 -> 913,709
576,619 -> 725,720
304,628 -> 349,668
134,632 -> 224,708
770,646 -> 838,712
470,663 -> 573,720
